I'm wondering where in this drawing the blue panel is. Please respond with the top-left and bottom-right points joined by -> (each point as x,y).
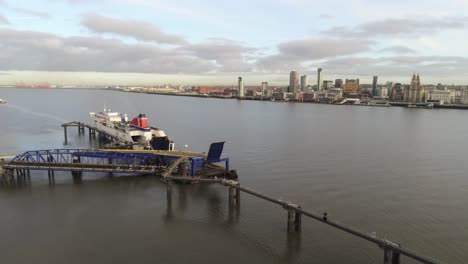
206,142 -> 225,163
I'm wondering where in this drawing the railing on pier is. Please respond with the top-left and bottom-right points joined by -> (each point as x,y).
164,176 -> 441,264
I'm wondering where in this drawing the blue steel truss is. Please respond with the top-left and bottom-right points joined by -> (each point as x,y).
4,147 -> 230,176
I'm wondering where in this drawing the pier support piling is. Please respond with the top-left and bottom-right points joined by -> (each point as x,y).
225,180 -> 240,208
382,242 -> 401,264
285,204 -> 302,232
64,126 -> 68,144
166,180 -> 173,201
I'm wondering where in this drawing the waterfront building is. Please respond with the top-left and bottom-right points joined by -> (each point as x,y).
300,75 -> 308,92
379,87 -> 388,98
404,74 -> 427,103
323,80 -> 334,90
335,79 -> 343,88
266,89 -> 274,97
460,88 -> 468,104
290,71 -> 300,95
390,83 -> 404,101
428,89 -> 455,104
342,79 -> 360,97
238,77 -> 245,97
317,68 -> 323,91
327,88 -> 343,102
372,76 -> 378,97
261,82 -> 268,96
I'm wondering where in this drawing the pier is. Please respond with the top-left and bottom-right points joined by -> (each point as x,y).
0,146 -> 440,263
0,149 -> 441,263
0,142 -> 233,184
62,121 -> 133,147
163,176 -> 440,264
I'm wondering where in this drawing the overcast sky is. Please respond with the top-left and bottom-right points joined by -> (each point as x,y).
1,0 -> 468,85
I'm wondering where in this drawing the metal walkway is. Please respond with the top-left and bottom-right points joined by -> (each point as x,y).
1,142 -> 231,179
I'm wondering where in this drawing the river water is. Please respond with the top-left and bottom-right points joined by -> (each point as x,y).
0,88 -> 467,264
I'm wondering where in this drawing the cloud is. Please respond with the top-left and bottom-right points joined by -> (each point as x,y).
278,38 -> 372,59
380,45 -> 416,54
82,14 -> 187,45
11,7 -> 50,19
0,28 -> 257,74
256,38 -> 372,72
324,17 -> 468,38
182,39 -> 256,72
0,28 -> 214,73
0,15 -> 9,24
321,55 -> 468,77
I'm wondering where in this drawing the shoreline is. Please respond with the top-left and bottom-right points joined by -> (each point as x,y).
119,90 -> 468,110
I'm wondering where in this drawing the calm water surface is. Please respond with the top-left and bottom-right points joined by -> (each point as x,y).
0,88 -> 467,263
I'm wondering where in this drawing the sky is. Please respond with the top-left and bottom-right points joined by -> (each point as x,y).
1,0 -> 468,86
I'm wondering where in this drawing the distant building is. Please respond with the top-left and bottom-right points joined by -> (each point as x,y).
379,87 -> 388,98
300,75 -> 308,92
460,88 -> 468,104
342,79 -> 360,97
404,74 -> 427,103
335,79 -> 343,88
323,80 -> 334,90
386,81 -> 393,96
290,71 -> 300,95
372,76 -> 378,97
390,83 -> 404,101
238,77 -> 245,97
427,89 -> 455,104
261,82 -> 268,96
317,68 -> 323,91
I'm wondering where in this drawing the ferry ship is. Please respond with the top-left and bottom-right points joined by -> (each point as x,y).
89,109 -> 174,150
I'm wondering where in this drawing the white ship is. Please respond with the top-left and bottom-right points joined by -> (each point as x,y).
0,98 -> 6,104
89,108 -> 174,150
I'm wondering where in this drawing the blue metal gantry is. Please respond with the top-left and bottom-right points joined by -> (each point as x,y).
2,142 -> 230,177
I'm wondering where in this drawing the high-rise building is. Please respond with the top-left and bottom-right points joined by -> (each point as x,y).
386,81 -> 393,97
404,74 -> 427,103
261,82 -> 268,96
372,76 -> 378,97
290,71 -> 299,95
335,79 -> 343,88
317,68 -> 323,91
300,75 -> 307,92
238,77 -> 245,97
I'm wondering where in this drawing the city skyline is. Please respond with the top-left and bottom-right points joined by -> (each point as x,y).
1,0 -> 468,85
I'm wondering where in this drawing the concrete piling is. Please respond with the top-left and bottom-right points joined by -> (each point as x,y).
166,180 -> 173,201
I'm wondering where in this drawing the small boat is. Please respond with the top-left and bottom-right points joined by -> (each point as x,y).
407,103 -> 417,108
0,98 -> 6,104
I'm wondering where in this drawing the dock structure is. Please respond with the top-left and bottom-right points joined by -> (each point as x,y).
0,142 -> 234,184
0,145 -> 440,263
163,176 -> 440,264
62,121 -> 130,146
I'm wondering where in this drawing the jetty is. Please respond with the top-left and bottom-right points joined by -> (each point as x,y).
0,124 -> 441,264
